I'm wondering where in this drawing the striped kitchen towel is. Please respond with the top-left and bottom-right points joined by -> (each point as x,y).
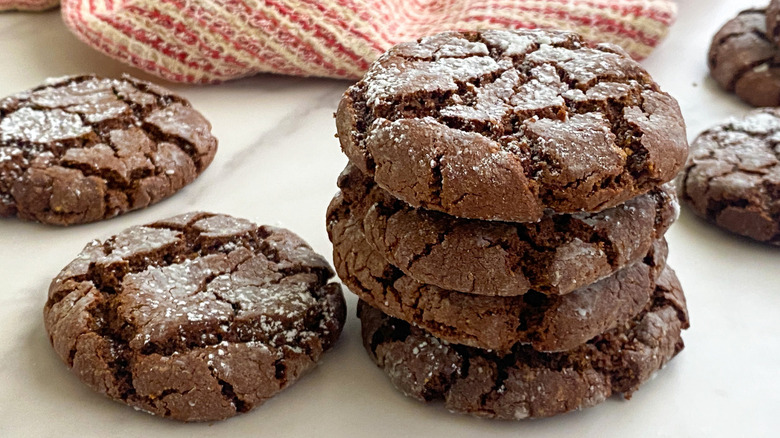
0,0 -> 58,11
60,0 -> 678,83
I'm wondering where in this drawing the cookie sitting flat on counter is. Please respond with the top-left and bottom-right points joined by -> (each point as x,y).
44,212 -> 346,422
337,29 -> 688,222
327,188 -> 669,353
681,109 -> 780,245
0,75 -> 217,225
708,9 -> 780,107
338,163 -> 678,297
358,265 -> 688,420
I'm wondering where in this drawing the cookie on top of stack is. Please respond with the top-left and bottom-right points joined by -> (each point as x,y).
328,29 -> 690,419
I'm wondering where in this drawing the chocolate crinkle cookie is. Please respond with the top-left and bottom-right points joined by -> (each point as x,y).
0,74 -> 217,225
44,212 -> 346,422
769,0 -> 780,46
338,163 -> 678,297
336,29 -> 688,222
681,108 -> 780,244
708,9 -> 780,107
359,266 -> 688,420
327,185 -> 670,353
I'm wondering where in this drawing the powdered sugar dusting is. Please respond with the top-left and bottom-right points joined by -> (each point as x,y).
728,111 -> 780,134
563,81 -> 634,103
0,107 -> 92,143
0,146 -> 22,162
70,101 -> 131,123
434,40 -> 489,59
511,65 -> 567,112
194,214 -> 256,237
108,226 -> 181,260
365,56 -> 502,107
42,75 -> 75,87
481,30 -> 536,56
526,45 -> 629,86
440,68 -> 519,122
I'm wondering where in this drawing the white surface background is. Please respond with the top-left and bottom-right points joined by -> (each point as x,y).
0,1 -> 777,436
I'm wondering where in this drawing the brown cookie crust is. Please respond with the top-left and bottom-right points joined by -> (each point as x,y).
327,190 -> 668,353
708,9 -> 780,107
44,212 -> 346,422
337,30 -> 688,222
769,1 -> 780,46
681,109 -> 780,244
339,163 -> 678,297
0,75 -> 217,225
359,266 -> 688,420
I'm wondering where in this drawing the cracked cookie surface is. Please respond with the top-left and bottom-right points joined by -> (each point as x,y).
708,9 -> 780,107
327,188 -> 668,352
339,163 -> 678,297
0,75 -> 217,225
44,212 -> 346,422
681,108 -> 780,244
358,265 -> 688,420
336,29 -> 688,222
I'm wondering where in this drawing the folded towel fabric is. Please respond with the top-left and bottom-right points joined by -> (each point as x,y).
60,0 -> 677,83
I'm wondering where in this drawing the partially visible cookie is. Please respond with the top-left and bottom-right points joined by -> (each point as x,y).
708,9 -> 780,107
337,29 -> 688,222
359,265 -> 688,419
0,74 -> 217,225
768,1 -> 780,46
0,0 -> 58,11
44,212 -> 346,422
327,189 -> 668,352
338,163 -> 678,297
681,109 -> 780,244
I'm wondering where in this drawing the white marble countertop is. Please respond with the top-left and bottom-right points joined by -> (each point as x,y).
1,1 -> 778,436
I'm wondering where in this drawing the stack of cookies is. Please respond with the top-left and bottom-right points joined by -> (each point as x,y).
328,29 -> 691,419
